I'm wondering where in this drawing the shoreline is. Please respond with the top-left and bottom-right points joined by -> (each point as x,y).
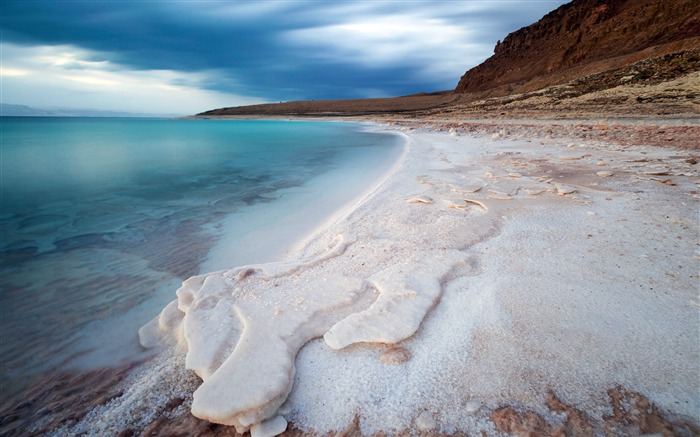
286,121 -> 699,434
200,123 -> 407,272
10,118 -> 698,436
192,114 -> 700,123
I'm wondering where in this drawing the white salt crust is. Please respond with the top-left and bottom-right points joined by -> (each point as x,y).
62,125 -> 699,436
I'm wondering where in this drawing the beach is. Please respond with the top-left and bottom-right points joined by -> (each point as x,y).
3,0 -> 698,434
24,118 -> 697,436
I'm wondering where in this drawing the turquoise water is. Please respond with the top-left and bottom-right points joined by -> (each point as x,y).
0,117 -> 400,399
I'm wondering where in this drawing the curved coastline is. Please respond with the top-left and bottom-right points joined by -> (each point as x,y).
17,120 -> 699,436
201,123 -> 409,272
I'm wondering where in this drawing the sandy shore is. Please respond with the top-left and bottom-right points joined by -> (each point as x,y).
15,119 -> 698,436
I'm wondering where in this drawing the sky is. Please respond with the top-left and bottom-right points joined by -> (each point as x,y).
1,1 -> 569,115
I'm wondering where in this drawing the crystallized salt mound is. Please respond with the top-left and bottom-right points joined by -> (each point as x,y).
140,235 -> 365,432
139,233 -> 464,434
324,251 -> 463,349
190,274 -> 364,430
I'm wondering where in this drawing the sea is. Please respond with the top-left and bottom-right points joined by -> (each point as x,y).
0,117 -> 402,407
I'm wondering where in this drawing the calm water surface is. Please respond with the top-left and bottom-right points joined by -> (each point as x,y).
0,117 -> 400,401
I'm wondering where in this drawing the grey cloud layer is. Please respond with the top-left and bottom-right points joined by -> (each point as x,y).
2,1 -> 567,101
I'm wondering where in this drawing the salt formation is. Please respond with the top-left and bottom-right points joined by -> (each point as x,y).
406,196 -> 433,204
85,127 -> 697,436
139,234 -> 460,434
324,252 -> 462,349
250,415 -> 288,437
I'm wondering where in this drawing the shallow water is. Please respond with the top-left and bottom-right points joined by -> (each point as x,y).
0,117 -> 401,402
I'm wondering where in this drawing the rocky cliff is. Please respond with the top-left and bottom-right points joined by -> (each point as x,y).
456,0 -> 700,97
198,0 -> 699,119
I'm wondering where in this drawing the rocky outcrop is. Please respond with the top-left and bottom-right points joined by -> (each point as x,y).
456,0 -> 700,97
198,0 -> 699,119
424,48 -> 700,119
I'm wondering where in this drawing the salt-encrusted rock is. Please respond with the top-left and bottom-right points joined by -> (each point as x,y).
140,236 -> 468,433
556,186 -> 576,195
140,236 -> 367,433
464,199 -> 487,210
250,415 -> 288,437
324,251 -> 464,349
446,200 -> 468,210
407,196 -> 433,204
188,273 -> 366,430
139,299 -> 186,350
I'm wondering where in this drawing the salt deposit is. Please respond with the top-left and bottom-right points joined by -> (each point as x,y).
251,415 -> 288,437
140,236 -> 372,432
324,250 -> 464,349
63,123 -> 698,436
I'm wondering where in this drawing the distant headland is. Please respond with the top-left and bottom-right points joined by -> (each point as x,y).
197,0 -> 699,119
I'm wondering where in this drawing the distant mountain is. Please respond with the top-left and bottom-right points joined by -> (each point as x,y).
0,103 -> 178,118
1,104 -> 54,116
455,0 -> 700,98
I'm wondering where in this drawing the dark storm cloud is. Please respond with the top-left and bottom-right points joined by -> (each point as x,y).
1,1 -> 569,101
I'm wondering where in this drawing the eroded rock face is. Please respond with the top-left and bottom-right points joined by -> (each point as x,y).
455,0 -> 700,97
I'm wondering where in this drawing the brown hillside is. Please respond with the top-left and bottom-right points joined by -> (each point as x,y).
455,0 -> 700,97
197,0 -> 699,119
197,92 -> 458,117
